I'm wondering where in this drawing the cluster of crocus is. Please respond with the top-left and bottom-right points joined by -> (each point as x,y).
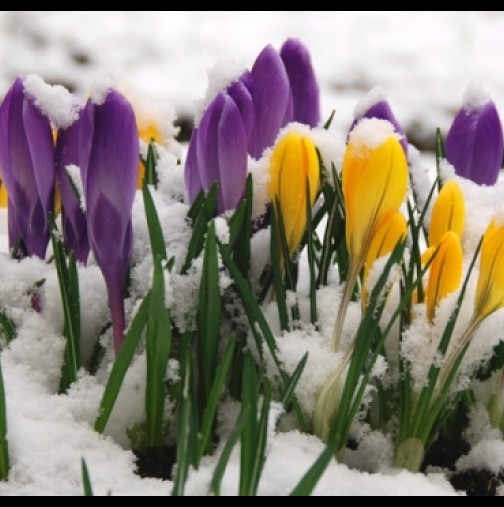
0,78 -> 138,353
267,131 -> 319,256
333,118 -> 409,351
424,181 -> 465,321
185,38 -> 320,215
446,85 -> 504,186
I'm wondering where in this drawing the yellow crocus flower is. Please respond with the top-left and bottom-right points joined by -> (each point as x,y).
429,180 -> 465,247
343,131 -> 408,266
426,231 -> 463,321
362,211 -> 407,306
268,131 -> 319,256
473,220 -> 504,321
333,120 -> 408,350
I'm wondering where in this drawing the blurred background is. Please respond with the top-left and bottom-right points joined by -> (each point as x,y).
1,11 -> 504,148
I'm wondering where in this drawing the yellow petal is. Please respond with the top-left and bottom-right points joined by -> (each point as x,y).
429,180 -> 465,247
0,179 -> 8,208
426,231 -> 463,321
421,246 -> 436,267
362,211 -> 407,306
268,132 -> 319,255
474,220 -> 504,320
343,135 -> 408,267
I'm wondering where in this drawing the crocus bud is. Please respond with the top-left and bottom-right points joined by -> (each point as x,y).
362,211 -> 407,307
268,131 -> 319,255
350,88 -> 408,155
280,38 -> 320,128
445,86 -> 504,186
248,45 -> 293,159
81,90 -> 138,353
428,180 -> 465,248
426,231 -> 463,321
343,118 -> 409,267
185,91 -> 248,214
474,220 -> 504,321
0,77 -> 55,258
55,113 -> 90,264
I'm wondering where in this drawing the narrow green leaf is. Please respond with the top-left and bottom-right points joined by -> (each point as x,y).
290,438 -> 339,496
182,183 -> 219,274
306,179 -> 318,327
197,337 -> 236,464
145,257 -> 172,448
0,309 -> 16,345
143,183 -> 167,262
211,407 -> 251,496
435,128 -> 445,191
196,222 -> 222,415
144,142 -> 158,188
270,209 -> 289,332
187,189 -> 205,223
281,352 -> 309,408
233,174 -> 253,278
248,382 -> 272,496
81,458 -> 94,497
172,332 -> 195,497
95,294 -> 150,433
0,356 -> 8,481
239,353 -> 258,497
323,110 -> 336,130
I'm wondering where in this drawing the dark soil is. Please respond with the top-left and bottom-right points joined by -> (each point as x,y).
423,437 -> 503,496
134,446 -> 177,481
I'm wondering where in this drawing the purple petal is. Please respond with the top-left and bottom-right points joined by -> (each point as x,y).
217,95 -> 248,213
55,114 -> 90,263
85,90 -> 138,226
249,45 -> 292,159
227,74 -> 254,143
184,127 -> 203,204
7,80 -> 48,258
79,99 -> 95,196
280,38 -> 321,128
350,100 -> 408,155
446,102 -> 504,186
23,95 -> 55,217
196,92 -> 226,190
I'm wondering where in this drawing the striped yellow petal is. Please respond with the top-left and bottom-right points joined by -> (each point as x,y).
343,131 -> 408,267
474,220 -> 504,321
362,211 -> 407,306
426,231 -> 463,321
429,180 -> 465,247
268,132 -> 319,255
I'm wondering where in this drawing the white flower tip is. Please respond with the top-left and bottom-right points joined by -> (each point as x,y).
463,82 -> 491,113
348,117 -> 400,151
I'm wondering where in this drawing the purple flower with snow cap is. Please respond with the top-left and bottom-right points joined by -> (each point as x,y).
80,89 -> 138,353
350,87 -> 408,155
0,77 -> 55,258
55,112 -> 90,264
446,84 -> 504,186
185,91 -> 248,215
280,38 -> 320,128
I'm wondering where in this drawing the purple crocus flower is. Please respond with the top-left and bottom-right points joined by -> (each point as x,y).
185,91 -> 248,215
350,89 -> 408,155
80,90 -> 138,353
280,38 -> 320,128
0,77 -> 55,258
446,96 -> 504,186
55,112 -> 90,264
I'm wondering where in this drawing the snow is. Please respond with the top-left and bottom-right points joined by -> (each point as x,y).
348,118 -> 400,151
354,86 -> 388,118
24,74 -> 82,129
462,82 -> 491,112
4,11 -> 504,497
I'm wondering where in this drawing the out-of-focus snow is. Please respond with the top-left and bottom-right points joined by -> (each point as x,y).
2,11 -> 504,145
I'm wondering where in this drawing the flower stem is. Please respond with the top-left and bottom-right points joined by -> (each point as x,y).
394,437 -> 425,473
